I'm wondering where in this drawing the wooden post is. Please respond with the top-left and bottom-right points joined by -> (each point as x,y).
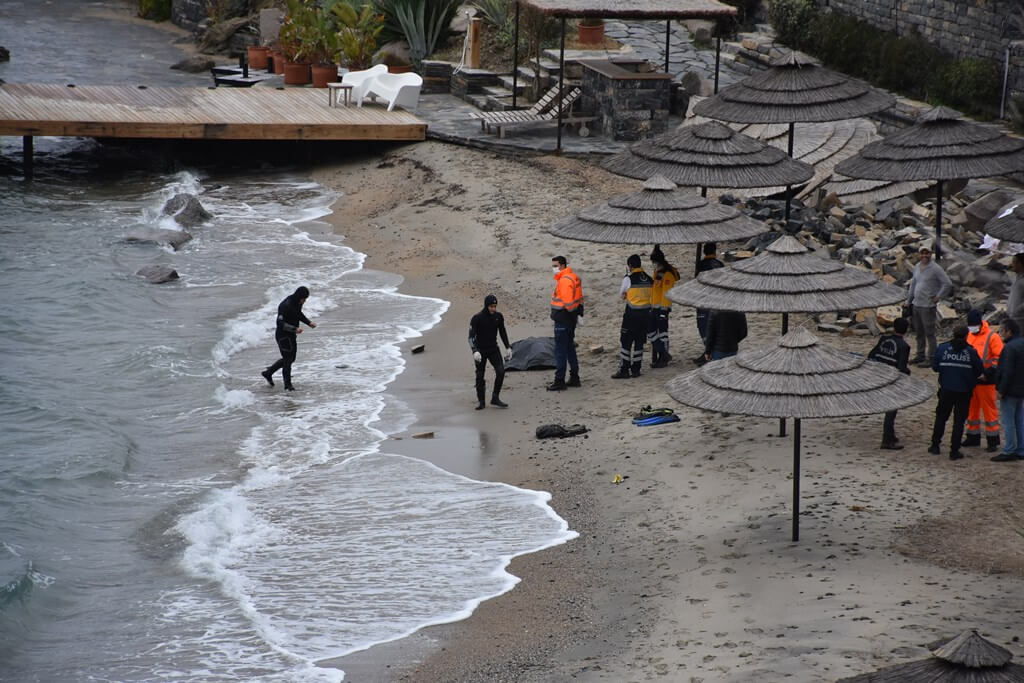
23,135 -> 33,179
469,17 -> 482,69
792,419 -> 801,542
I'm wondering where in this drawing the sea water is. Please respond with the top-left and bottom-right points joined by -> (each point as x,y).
0,4 -> 576,680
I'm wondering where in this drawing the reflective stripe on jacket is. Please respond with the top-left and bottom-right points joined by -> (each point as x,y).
968,320 -> 1003,372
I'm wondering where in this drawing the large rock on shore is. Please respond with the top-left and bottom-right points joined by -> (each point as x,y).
170,56 -> 215,73
136,265 -> 180,283
162,193 -> 211,228
124,228 -> 193,250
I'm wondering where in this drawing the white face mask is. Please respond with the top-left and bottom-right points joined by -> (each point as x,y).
552,266 -> 561,274
968,325 -> 981,334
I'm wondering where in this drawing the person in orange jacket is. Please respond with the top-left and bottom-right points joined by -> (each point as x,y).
548,255 -> 583,391
963,309 -> 1004,452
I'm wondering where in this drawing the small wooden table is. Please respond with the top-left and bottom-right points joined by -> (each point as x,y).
327,82 -> 353,108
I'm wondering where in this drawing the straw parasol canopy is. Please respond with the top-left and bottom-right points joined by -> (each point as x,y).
692,51 -> 896,125
666,327 -> 933,419
666,327 -> 933,540
834,107 -> 1024,182
602,120 -> 814,190
985,199 -> 1024,244
666,234 -> 907,312
546,175 -> 769,244
835,107 -> 1024,258
838,629 -> 1024,682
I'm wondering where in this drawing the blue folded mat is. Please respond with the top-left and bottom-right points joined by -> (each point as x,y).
632,414 -> 680,426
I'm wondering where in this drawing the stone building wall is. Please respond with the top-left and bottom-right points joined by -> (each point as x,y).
812,0 -> 1024,96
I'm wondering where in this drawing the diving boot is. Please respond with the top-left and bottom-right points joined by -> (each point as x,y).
476,386 -> 486,410
986,435 -> 1001,453
490,395 -> 508,408
261,368 -> 275,387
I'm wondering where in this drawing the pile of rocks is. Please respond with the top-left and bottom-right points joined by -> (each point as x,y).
717,180 -> 1024,335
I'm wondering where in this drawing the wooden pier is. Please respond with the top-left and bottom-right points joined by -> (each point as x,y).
0,83 -> 427,175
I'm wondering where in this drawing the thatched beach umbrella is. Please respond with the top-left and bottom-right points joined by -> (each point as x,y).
547,175 -> 768,244
666,327 -> 933,541
693,51 -> 895,222
836,107 -> 1024,259
602,120 -> 815,193
981,199 -> 1024,244
838,629 -> 1024,682
666,234 -> 907,314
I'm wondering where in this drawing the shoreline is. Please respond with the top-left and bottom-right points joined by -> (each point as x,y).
309,140 -> 1024,682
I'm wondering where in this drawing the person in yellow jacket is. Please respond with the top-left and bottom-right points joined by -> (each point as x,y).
612,254 -> 653,379
649,244 -> 679,368
963,309 -> 1004,452
548,255 -> 583,391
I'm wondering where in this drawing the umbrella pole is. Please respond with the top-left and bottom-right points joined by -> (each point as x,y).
935,180 -> 944,261
783,122 -> 795,226
779,313 -> 789,437
556,18 -> 566,154
792,418 -> 801,542
511,2 -> 520,108
714,36 -> 720,94
664,21 -> 671,74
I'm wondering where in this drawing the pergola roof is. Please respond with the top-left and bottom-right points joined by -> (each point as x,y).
518,0 -> 737,19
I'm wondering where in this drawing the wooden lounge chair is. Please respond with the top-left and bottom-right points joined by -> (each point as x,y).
466,84 -> 564,131
487,87 -> 595,139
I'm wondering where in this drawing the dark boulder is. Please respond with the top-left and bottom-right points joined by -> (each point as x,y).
136,265 -> 180,284
0,46 -> 10,62
124,228 -> 193,250
170,56 -> 216,73
162,193 -> 212,228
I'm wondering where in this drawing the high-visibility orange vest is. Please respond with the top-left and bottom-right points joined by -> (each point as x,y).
551,266 -> 582,314
968,320 -> 1003,376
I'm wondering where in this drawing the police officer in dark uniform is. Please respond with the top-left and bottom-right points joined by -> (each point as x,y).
930,325 -> 984,460
469,294 -> 511,409
867,317 -> 911,450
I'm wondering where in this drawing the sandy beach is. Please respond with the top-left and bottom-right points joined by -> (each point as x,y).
310,141 -> 1024,682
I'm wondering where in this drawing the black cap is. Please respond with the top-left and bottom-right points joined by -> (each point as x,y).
967,309 -> 982,326
484,294 -> 498,306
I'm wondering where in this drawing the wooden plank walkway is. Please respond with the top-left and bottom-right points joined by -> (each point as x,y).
0,83 -> 426,141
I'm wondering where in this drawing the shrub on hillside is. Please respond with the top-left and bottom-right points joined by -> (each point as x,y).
768,0 -> 815,49
138,0 -> 171,21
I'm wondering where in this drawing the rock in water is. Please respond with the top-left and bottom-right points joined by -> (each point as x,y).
124,228 -> 193,250
162,193 -> 212,228
170,56 -> 215,73
136,265 -> 180,283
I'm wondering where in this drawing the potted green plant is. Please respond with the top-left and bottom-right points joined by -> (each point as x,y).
280,0 -> 316,84
333,1 -> 384,72
309,5 -> 342,87
577,16 -> 604,44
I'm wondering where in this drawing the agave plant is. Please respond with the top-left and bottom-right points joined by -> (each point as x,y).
375,0 -> 461,67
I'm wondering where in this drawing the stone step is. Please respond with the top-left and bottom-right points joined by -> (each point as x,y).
496,75 -> 527,95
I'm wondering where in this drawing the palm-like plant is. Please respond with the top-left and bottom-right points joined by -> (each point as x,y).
334,1 -> 385,70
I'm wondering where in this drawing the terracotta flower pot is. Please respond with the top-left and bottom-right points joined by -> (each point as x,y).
283,60 -> 311,85
578,22 -> 604,45
247,45 -> 269,70
311,63 -> 338,88
269,50 -> 285,74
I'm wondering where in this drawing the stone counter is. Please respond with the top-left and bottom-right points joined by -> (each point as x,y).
579,59 -> 672,141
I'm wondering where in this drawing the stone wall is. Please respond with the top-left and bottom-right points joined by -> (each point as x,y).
813,0 -> 1024,96
172,0 -> 208,34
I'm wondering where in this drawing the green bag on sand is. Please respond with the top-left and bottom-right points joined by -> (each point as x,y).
633,405 -> 675,421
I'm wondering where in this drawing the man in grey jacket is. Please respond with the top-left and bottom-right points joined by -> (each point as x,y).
1007,253 -> 1024,333
907,245 -> 953,367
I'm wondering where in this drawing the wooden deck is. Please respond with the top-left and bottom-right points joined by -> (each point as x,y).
0,83 -> 426,141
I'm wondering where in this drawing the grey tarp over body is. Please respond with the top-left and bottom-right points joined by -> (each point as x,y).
505,336 -> 557,371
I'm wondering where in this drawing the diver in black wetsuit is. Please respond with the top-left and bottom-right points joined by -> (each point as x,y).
469,294 -> 512,409
262,286 -> 316,391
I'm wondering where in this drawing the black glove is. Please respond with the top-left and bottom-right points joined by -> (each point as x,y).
577,303 -> 584,318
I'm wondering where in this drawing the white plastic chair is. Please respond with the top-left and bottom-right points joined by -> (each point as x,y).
341,64 -> 388,107
364,72 -> 423,112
